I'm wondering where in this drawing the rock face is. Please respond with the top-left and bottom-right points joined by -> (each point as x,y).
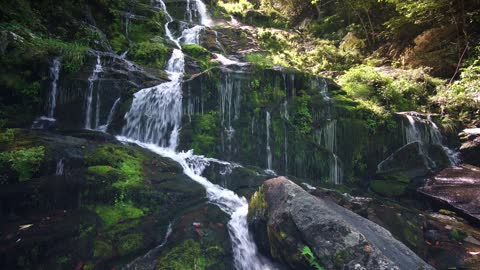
419,164 -> 480,225
248,177 -> 434,270
459,128 -> 480,167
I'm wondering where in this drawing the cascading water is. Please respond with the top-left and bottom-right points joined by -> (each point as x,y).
85,54 -> 103,129
55,159 -> 64,176
97,97 -> 121,132
120,1 -> 274,269
32,57 -> 62,128
402,113 -> 460,166
47,57 -> 62,119
265,111 -> 274,175
316,120 -> 343,184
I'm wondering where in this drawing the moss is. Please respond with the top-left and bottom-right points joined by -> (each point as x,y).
130,40 -> 170,69
85,144 -> 144,189
157,239 -> 223,270
118,233 -> 144,255
370,180 -> 407,197
248,185 -> 267,220
94,202 -> 144,227
93,239 -> 113,258
333,249 -> 351,268
191,112 -> 219,157
245,52 -> 274,68
182,44 -> 216,70
450,229 -> 467,242
0,146 -> 45,181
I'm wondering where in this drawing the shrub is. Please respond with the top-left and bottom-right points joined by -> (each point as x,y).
0,146 -> 45,181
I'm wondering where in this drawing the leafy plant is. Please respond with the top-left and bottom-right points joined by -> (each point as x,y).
300,246 -> 325,270
0,146 -> 45,181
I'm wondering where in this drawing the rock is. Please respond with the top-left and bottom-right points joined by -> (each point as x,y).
377,142 -> 433,179
248,177 -> 434,270
418,164 -> 480,225
459,128 -> 480,167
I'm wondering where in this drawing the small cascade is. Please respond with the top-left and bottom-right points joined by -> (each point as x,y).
122,49 -> 184,149
85,54 -> 103,129
282,74 -> 289,174
122,222 -> 173,270
31,57 -> 62,128
219,72 -> 243,156
185,0 -> 193,22
47,57 -> 62,119
55,159 -> 64,176
194,0 -> 213,26
179,25 -> 205,44
401,113 -> 460,166
97,97 -> 121,132
316,120 -> 343,184
265,111 -> 274,174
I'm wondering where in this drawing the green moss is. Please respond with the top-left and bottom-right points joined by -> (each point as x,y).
130,40 -> 169,69
118,233 -> 143,255
94,202 -> 144,227
191,112 -> 219,156
182,44 -> 216,70
370,180 -> 407,197
0,146 -> 45,181
93,239 -> 113,258
157,239 -> 222,270
245,52 -> 274,68
450,229 -> 467,242
85,144 -> 144,189
300,246 -> 325,270
248,185 -> 267,220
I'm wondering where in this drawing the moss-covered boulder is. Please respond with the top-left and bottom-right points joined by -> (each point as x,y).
248,177 -> 434,270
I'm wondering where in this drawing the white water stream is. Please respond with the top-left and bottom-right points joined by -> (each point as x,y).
120,1 -> 274,269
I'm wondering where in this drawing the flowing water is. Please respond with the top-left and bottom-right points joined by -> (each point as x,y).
85,54 -> 103,129
402,113 -> 460,166
31,57 -> 62,128
316,120 -> 343,184
120,1 -> 274,269
97,97 -> 121,132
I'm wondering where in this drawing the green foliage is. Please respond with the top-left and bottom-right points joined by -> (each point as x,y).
94,202 -> 144,227
217,0 -> 254,16
191,112 -> 219,156
370,178 -> 408,197
118,233 -> 144,255
300,246 -> 325,270
339,65 -> 435,112
245,52 -> 274,68
0,128 -> 15,145
93,240 -> 113,258
0,146 -> 45,181
182,44 -> 215,70
450,229 -> 467,242
130,40 -> 169,69
291,94 -> 313,136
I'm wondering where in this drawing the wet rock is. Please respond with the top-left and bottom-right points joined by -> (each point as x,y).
248,177 -> 434,270
459,128 -> 480,167
418,165 -> 480,225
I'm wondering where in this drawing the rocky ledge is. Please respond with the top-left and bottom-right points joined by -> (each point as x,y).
419,164 -> 480,225
248,177 -> 434,270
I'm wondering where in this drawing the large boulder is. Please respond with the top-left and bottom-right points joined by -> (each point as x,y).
248,177 -> 434,270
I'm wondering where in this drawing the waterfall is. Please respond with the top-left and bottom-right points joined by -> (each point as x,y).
85,54 -> 103,129
97,97 -> 121,132
282,74 -> 288,174
31,57 -> 62,128
194,0 -> 213,26
122,49 -> 184,149
265,111 -> 274,174
316,120 -> 343,184
402,113 -> 460,166
55,159 -> 64,176
47,57 -> 61,119
120,2 -> 273,269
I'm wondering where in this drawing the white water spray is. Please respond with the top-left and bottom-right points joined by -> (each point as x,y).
85,54 -> 103,129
